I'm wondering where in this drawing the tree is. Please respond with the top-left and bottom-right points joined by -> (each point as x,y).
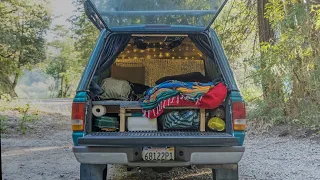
0,0 -> 51,96
257,0 -> 285,105
45,26 -> 82,97
70,0 -> 99,63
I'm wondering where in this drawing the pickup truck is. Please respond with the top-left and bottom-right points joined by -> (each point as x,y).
72,0 -> 246,179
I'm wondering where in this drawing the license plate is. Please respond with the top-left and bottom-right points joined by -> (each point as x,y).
142,147 -> 175,161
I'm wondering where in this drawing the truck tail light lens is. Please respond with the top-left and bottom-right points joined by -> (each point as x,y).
232,102 -> 246,131
71,102 -> 85,131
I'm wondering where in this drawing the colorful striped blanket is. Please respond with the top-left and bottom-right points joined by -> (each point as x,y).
141,80 -> 217,118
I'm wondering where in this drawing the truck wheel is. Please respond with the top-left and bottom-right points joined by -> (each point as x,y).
80,164 -> 107,180
212,164 -> 238,180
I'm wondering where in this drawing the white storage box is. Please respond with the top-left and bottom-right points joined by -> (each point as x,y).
127,117 -> 158,131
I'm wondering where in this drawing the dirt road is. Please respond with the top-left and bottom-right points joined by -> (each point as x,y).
1,111 -> 320,180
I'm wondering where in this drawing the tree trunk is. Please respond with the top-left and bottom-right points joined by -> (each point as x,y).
257,0 -> 283,105
0,72 -> 17,97
59,77 -> 64,98
12,71 -> 19,90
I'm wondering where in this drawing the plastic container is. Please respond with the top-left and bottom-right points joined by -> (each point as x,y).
127,117 -> 158,131
94,116 -> 119,129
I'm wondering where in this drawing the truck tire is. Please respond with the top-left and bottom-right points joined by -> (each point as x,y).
80,164 -> 107,180
212,164 -> 238,180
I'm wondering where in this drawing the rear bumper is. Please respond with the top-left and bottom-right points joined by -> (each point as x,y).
73,146 -> 245,166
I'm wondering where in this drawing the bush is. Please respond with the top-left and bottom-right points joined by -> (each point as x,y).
0,115 -> 8,133
0,94 -> 39,134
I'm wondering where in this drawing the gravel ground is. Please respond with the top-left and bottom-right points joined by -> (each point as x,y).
1,111 -> 320,180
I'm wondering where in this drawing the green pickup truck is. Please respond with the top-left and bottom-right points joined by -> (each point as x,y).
71,0 -> 246,179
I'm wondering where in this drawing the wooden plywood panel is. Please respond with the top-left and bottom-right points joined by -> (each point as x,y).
111,65 -> 145,84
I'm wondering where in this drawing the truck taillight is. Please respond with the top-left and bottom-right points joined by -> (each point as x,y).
232,102 -> 246,131
71,102 -> 85,131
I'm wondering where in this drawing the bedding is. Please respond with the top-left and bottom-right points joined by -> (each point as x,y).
160,110 -> 200,129
142,81 -> 227,118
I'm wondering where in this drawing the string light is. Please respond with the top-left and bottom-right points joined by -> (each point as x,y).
159,42 -> 163,45
140,50 -> 144,53
192,49 -> 195,51
179,56 -> 181,59
185,57 -> 188,60
127,50 -> 130,53
128,44 -> 131,47
172,57 -> 175,59
192,57 -> 194,59
165,53 -> 170,57
179,49 -> 181,51
172,49 -> 175,51
134,57 -> 137,59
153,49 -> 156,52
133,49 -> 137,52
154,55 -> 157,57
147,55 -> 151,59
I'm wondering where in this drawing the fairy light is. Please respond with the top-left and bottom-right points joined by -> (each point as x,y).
179,56 -> 181,59
172,49 -> 175,51
147,55 -> 151,59
134,57 -> 137,59
165,53 -> 170,57
172,57 -> 175,59
128,44 -> 131,47
192,57 -> 194,59
159,42 -> 163,45
192,49 -> 195,51
185,57 -> 188,60
140,50 -> 144,53
154,55 -> 157,57
127,50 -> 130,53
153,49 -> 156,52
133,49 -> 137,52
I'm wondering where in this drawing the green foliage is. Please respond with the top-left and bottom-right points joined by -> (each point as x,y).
245,0 -> 320,127
15,103 -> 39,134
312,5 -> 320,30
0,94 -> 39,134
71,0 -> 99,62
0,0 -> 52,95
214,0 -> 257,61
0,115 -> 8,133
44,26 -> 82,97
